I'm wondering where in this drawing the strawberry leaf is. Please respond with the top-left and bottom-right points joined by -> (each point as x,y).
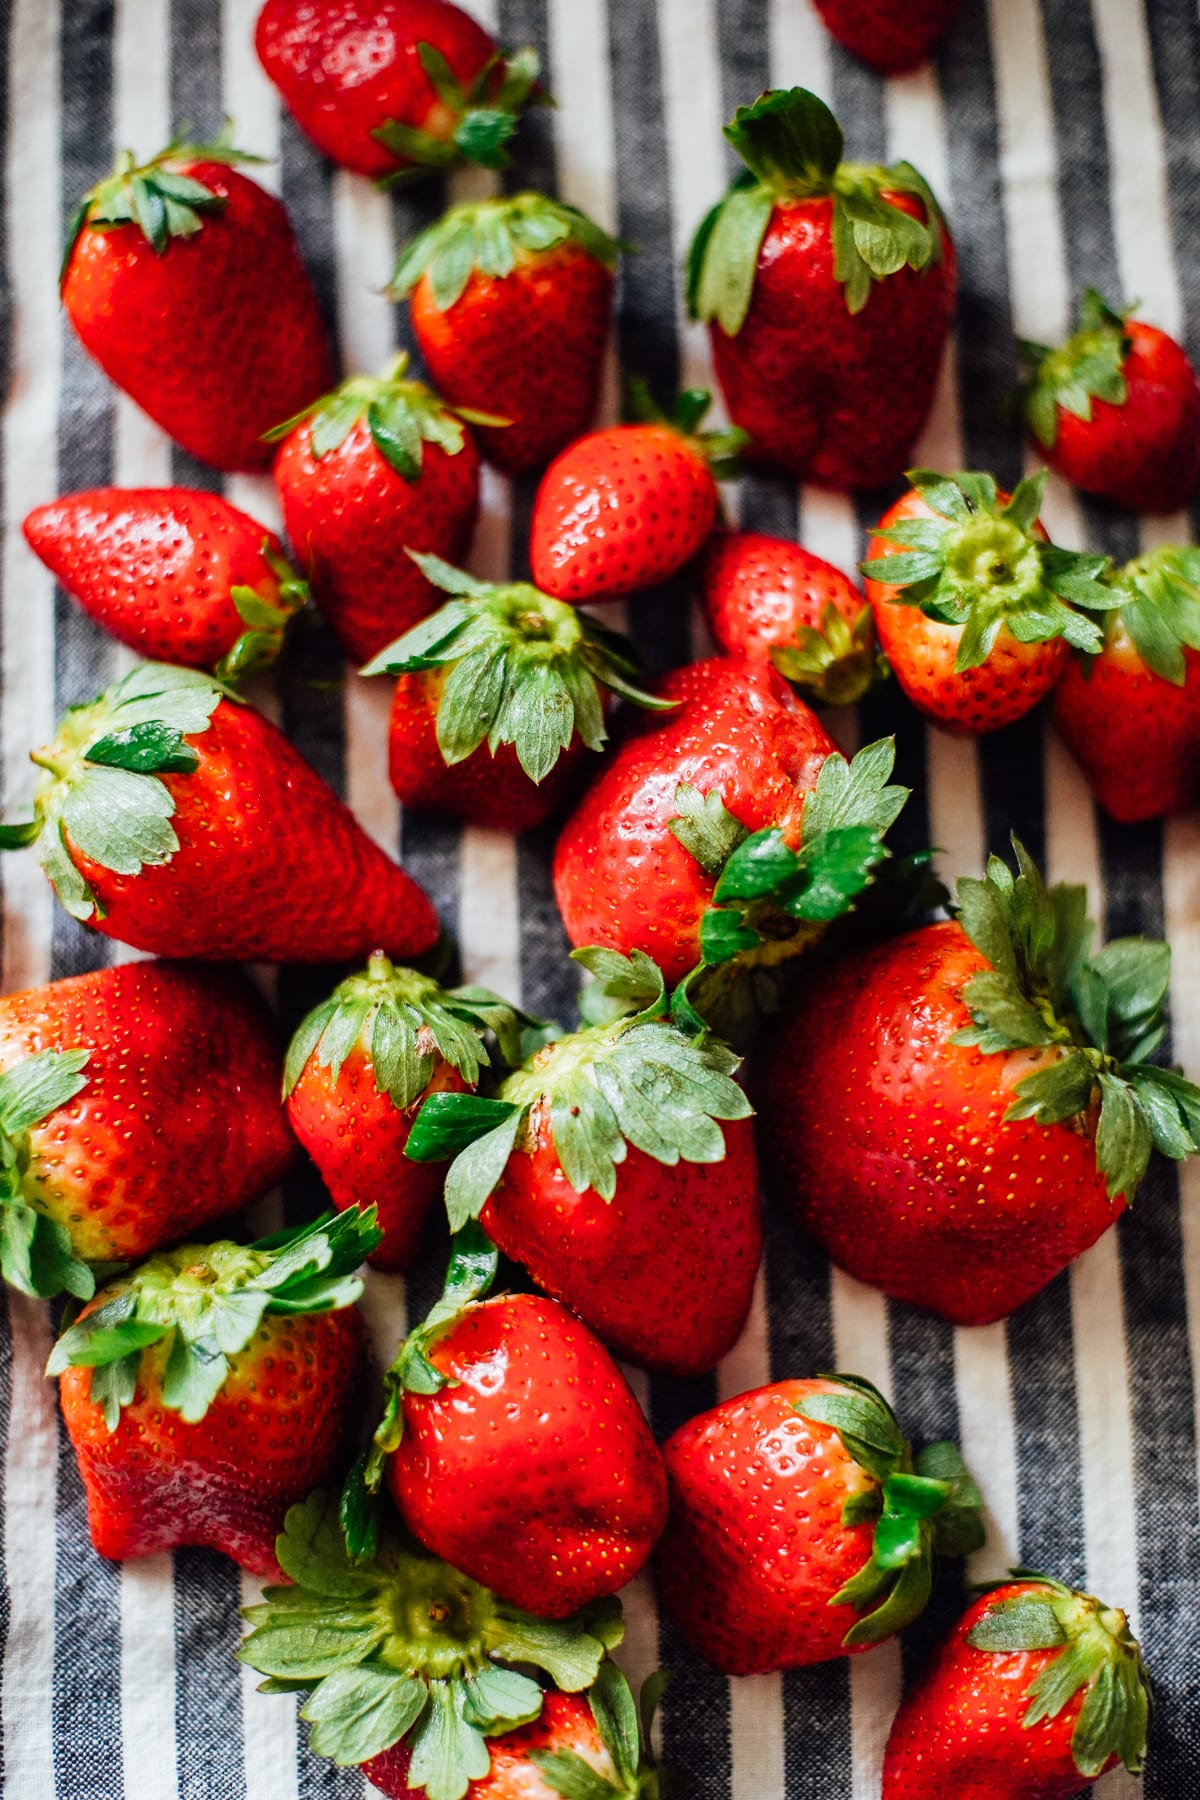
0,1047 -> 94,1300
772,601 -> 889,707
1021,288 -> 1131,449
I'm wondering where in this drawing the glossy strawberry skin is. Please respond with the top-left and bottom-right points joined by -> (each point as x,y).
480,1111 -> 762,1377
386,1294 -> 668,1619
24,488 -> 287,670
1053,634 -> 1200,823
287,1045 -> 466,1270
530,424 -> 718,604
1040,321 -> 1200,514
68,699 -> 441,963
412,243 -> 614,475
0,962 -> 295,1264
58,1305 -> 364,1578
710,193 -> 955,490
757,921 -> 1119,1326
813,0 -> 959,74
656,1379 -> 878,1676
702,529 -> 864,662
866,489 -> 1067,735
364,1692 -> 616,1799
62,163 -> 332,474
274,413 -> 480,666
256,0 -> 497,180
553,657 -> 838,987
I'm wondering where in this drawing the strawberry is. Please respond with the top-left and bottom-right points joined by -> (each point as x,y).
529,389 -> 741,604
255,0 -> 541,184
702,528 -> 887,707
1053,545 -> 1200,823
655,1375 -> 983,1676
1022,288 -> 1200,514
406,950 -> 760,1376
284,959 -> 530,1270
0,663 -> 440,963
687,88 -> 954,489
757,840 -> 1200,1325
361,1224 -> 668,1619
860,469 -> 1117,734
392,194 -> 619,475
270,355 -> 485,666
883,1574 -> 1151,1798
812,0 -> 959,74
49,1209 -> 380,1576
61,132 -> 332,474
238,1485 -> 624,1798
23,487 -> 307,682
365,554 -> 669,835
552,656 -> 908,1039
0,961 -> 295,1301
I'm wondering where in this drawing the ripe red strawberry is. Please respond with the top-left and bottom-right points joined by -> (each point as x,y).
23,487 -> 307,681
284,959 -> 529,1270
656,1375 -> 983,1676
1053,545 -> 1200,822
883,1575 -> 1151,1798
50,1209 -> 379,1576
529,389 -> 740,604
553,656 -> 908,1038
702,529 -> 887,706
688,88 -> 954,489
812,0 -> 959,73
366,553 -> 668,835
61,134 -> 332,473
393,194 -> 619,475
0,662 -> 440,963
363,1224 -> 668,1619
861,469 -> 1116,734
1022,289 -> 1200,514
270,355 -> 484,666
239,1487 -> 626,1797
0,961 -> 295,1301
758,841 -> 1200,1324
406,950 -> 761,1376
255,0 -> 541,183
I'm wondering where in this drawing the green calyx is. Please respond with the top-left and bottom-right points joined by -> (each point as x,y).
361,553 -> 672,783
687,86 -> 945,330
951,836 -> 1200,1200
532,1664 -> 672,1800
770,602 -> 890,707
1096,543 -> 1200,686
0,1047 -> 94,1300
238,1488 -> 624,1800
1022,289 -> 1132,451
795,1376 -> 984,1649
860,468 -> 1122,672
623,378 -> 749,476
404,949 -> 751,1228
217,541 -> 310,686
390,191 -> 621,312
371,42 -> 544,188
0,663 -> 228,923
45,1208 -> 381,1430
967,1571 -> 1151,1779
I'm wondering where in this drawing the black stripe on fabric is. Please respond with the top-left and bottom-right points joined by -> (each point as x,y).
172,1547 -> 246,1800
168,0 -> 223,492
499,0 -> 556,197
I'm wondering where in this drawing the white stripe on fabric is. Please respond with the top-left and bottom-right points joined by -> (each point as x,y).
655,0 -> 724,398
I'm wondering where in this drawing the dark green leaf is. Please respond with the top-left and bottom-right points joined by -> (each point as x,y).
85,721 -> 200,775
406,1094 -> 522,1162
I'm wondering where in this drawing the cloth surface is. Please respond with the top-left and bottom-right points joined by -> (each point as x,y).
0,0 -> 1198,1794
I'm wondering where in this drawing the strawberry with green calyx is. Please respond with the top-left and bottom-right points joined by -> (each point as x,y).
49,1209 -> 379,1575
687,87 -> 954,489
394,194 -> 621,476
405,949 -> 759,1376
366,553 -> 671,835
861,468 -> 1119,734
1022,288 -> 1200,514
1053,544 -> 1200,823
238,1486 -> 624,1800
883,1573 -> 1151,1797
270,353 -> 488,666
61,130 -> 332,473
759,837 -> 1200,1324
655,1375 -> 984,1677
360,1222 -> 668,1620
285,958 -> 533,1270
0,662 -> 440,963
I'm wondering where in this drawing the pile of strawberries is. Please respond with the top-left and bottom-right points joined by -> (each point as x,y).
5,1 -> 1197,1796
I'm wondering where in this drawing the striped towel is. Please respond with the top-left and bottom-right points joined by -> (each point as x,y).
2,0 -> 1198,1795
